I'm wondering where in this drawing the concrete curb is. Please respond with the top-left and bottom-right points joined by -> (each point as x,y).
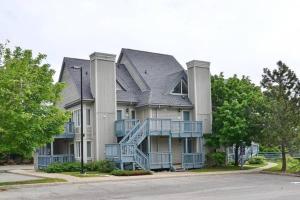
260,171 -> 300,177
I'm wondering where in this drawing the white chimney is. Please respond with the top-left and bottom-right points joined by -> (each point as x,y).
90,52 -> 117,160
186,60 -> 212,134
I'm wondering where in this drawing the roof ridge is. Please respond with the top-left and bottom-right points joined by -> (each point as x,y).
122,48 -> 174,57
64,57 -> 89,62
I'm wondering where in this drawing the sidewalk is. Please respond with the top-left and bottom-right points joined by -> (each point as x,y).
7,162 -> 277,184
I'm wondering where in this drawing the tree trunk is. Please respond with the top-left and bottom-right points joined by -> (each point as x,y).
234,144 -> 239,166
281,144 -> 287,173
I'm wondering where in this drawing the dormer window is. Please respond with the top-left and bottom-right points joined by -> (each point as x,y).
172,79 -> 188,95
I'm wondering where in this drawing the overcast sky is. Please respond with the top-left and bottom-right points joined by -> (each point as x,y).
1,0 -> 300,84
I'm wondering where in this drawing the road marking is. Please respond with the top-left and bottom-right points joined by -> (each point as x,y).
291,182 -> 300,184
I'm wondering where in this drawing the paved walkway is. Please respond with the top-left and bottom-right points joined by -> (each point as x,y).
0,165 -> 33,171
5,162 -> 277,184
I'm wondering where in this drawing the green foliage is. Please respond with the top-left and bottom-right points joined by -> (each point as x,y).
110,170 -> 152,176
44,162 -> 81,173
44,160 -> 116,173
206,152 -> 226,167
259,145 -> 281,152
247,156 -> 265,165
211,73 -> 265,165
0,43 -> 69,156
260,61 -> 300,172
85,160 -> 115,173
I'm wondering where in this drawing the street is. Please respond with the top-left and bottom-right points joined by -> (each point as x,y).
1,173 -> 300,200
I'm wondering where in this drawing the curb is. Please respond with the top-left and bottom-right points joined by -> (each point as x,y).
260,171 -> 300,177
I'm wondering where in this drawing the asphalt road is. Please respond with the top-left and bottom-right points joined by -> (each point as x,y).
1,173 -> 300,200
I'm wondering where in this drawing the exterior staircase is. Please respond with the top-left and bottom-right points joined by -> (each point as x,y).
107,119 -> 150,170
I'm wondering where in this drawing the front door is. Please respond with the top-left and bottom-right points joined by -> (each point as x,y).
117,110 -> 122,120
183,111 -> 191,132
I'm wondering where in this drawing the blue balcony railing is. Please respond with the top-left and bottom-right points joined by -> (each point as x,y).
36,154 -> 75,169
54,122 -> 75,139
115,119 -> 140,137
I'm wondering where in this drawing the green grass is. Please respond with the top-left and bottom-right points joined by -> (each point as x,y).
0,178 -> 66,187
190,163 -> 267,173
264,159 -> 300,174
62,171 -> 109,177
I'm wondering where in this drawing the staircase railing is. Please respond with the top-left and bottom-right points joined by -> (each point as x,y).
119,121 -> 141,144
135,148 -> 149,170
127,119 -> 149,145
115,119 -> 140,137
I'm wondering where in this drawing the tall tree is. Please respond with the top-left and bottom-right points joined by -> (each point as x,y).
0,43 -> 69,156
261,61 -> 300,172
211,74 -> 264,166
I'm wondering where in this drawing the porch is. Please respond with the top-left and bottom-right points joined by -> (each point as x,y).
35,122 -> 75,169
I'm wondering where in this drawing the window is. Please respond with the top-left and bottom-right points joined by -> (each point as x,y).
86,109 -> 91,126
172,79 -> 188,95
73,110 -> 81,126
117,110 -> 122,120
87,141 -> 92,158
75,141 -> 81,157
131,110 -> 136,119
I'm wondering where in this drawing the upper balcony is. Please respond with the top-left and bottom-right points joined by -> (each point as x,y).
54,122 -> 75,139
115,118 -> 203,138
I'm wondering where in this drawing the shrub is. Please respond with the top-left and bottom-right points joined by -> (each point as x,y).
111,170 -> 152,176
44,162 -> 81,173
206,152 -> 226,167
248,156 -> 265,165
44,160 -> 115,173
85,160 -> 115,173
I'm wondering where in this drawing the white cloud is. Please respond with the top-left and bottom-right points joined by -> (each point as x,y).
0,0 -> 299,84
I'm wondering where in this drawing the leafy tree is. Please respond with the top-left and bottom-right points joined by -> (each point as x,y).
211,73 -> 264,166
261,61 -> 300,172
0,43 -> 69,156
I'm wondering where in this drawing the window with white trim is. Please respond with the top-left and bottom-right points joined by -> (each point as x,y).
86,109 -> 91,126
75,141 -> 81,158
73,110 -> 81,127
87,141 -> 92,158
172,79 -> 188,95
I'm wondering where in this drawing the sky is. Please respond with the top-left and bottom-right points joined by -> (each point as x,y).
0,0 -> 300,84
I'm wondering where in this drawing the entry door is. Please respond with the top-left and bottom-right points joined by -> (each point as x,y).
117,110 -> 122,120
183,111 -> 191,132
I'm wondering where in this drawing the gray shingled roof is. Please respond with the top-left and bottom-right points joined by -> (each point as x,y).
61,57 -> 93,99
59,49 -> 192,108
121,49 -> 192,107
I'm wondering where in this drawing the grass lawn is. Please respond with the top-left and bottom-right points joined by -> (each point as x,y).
62,171 -> 109,177
190,163 -> 267,173
264,159 -> 300,174
0,178 -> 66,187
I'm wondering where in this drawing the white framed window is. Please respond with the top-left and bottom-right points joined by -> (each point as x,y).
86,109 -> 91,126
75,141 -> 81,158
172,79 -> 188,95
73,110 -> 81,127
87,141 -> 92,158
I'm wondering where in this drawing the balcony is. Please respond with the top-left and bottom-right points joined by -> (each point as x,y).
115,118 -> 203,138
115,119 -> 140,137
54,122 -> 75,139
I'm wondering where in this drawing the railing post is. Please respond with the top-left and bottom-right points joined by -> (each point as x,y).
169,135 -> 172,169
